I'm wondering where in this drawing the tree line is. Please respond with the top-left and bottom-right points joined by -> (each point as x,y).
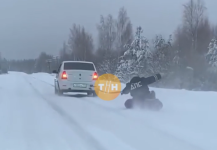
2,0 -> 217,91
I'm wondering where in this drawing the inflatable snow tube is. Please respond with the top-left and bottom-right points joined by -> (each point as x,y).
125,98 -> 163,110
124,99 -> 133,109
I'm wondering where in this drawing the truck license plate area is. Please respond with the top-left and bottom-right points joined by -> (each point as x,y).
73,83 -> 87,88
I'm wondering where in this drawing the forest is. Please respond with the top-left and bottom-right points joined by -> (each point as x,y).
1,0 -> 217,91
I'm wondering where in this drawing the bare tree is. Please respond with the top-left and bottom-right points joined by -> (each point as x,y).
183,0 -> 206,52
197,16 -> 212,54
68,24 -> 94,61
213,25 -> 217,39
95,14 -> 117,72
97,14 -> 117,53
95,8 -> 133,74
173,26 -> 191,59
116,7 -> 133,55
59,41 -> 72,62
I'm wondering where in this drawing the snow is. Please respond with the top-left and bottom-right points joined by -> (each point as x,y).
87,127 -> 137,150
31,72 -> 55,87
0,71 -> 217,150
186,66 -> 194,70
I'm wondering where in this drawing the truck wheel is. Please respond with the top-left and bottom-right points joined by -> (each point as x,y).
58,90 -> 64,96
93,91 -> 98,97
54,82 -> 58,95
57,83 -> 63,96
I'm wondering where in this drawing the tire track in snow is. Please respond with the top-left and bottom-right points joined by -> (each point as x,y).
31,76 -> 54,87
79,97 -> 205,150
25,77 -> 108,150
31,76 -> 204,150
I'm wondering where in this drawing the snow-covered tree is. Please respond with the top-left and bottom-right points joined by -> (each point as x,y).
206,38 -> 217,71
97,50 -> 118,75
173,50 -> 180,65
116,26 -> 152,82
151,35 -> 173,73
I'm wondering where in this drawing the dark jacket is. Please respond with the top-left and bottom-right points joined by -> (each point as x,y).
121,74 -> 161,98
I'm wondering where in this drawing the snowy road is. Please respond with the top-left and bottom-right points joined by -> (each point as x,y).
0,72 -> 217,150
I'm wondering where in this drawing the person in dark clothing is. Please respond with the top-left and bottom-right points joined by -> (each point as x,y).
121,73 -> 162,101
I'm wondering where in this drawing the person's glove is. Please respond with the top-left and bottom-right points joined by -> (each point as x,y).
121,90 -> 124,95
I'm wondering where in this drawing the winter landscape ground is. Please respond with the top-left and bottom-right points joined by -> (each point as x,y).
0,71 -> 216,150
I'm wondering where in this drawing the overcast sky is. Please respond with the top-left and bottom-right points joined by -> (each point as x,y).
0,0 -> 217,60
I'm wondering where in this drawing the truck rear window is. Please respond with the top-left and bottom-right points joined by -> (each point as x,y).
63,62 -> 95,71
